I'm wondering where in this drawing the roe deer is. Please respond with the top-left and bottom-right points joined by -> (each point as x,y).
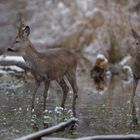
131,29 -> 140,102
8,22 -> 78,117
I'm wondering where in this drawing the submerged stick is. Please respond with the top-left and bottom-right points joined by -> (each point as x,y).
16,117 -> 78,140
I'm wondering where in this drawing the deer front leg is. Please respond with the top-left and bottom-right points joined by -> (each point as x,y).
131,74 -> 138,103
43,80 -> 50,111
31,80 -> 40,112
72,88 -> 78,117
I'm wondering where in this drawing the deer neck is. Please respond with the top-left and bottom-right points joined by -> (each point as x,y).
22,36 -> 40,68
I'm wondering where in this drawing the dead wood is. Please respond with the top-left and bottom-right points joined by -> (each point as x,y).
42,134 -> 140,140
16,117 -> 78,140
0,60 -> 30,71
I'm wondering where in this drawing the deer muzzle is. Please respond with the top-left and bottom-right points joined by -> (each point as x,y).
7,48 -> 15,52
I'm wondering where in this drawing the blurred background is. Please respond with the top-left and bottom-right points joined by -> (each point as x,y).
0,0 -> 140,140
0,0 -> 140,65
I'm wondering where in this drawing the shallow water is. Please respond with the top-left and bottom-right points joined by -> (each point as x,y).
0,71 -> 140,140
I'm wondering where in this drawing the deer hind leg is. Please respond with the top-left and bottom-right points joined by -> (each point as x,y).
131,75 -> 138,103
43,80 -> 50,111
31,80 -> 40,113
58,78 -> 69,108
66,71 -> 78,117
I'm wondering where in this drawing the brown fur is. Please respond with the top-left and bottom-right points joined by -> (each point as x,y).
8,23 -> 78,116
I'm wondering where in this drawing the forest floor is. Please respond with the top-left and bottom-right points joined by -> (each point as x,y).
0,67 -> 140,140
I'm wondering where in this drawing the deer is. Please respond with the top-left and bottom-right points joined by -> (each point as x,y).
7,21 -> 78,117
131,29 -> 140,103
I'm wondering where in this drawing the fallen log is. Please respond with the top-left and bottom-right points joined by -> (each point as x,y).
16,117 -> 78,140
0,55 -> 29,71
0,60 -> 29,71
42,134 -> 140,140
76,135 -> 140,140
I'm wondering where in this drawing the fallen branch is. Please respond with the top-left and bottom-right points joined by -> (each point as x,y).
0,60 -> 30,71
16,117 -> 78,140
42,135 -> 140,140
76,135 -> 140,140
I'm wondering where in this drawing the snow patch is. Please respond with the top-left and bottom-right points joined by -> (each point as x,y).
119,55 -> 131,66
58,2 -> 65,9
0,55 -> 25,62
96,54 -> 108,63
85,8 -> 101,18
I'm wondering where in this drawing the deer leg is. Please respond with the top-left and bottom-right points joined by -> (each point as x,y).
43,80 -> 50,111
31,80 -> 40,112
131,75 -> 138,103
66,72 -> 78,117
58,79 -> 69,108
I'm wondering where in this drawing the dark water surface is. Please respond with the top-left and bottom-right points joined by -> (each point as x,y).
0,72 -> 140,140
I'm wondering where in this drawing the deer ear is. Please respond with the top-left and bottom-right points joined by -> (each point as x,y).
23,26 -> 30,36
17,21 -> 26,38
131,29 -> 140,39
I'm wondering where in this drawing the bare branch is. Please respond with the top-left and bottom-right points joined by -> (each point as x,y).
16,118 -> 78,140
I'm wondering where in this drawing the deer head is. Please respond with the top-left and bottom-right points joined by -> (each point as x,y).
131,29 -> 140,52
8,21 -> 30,53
